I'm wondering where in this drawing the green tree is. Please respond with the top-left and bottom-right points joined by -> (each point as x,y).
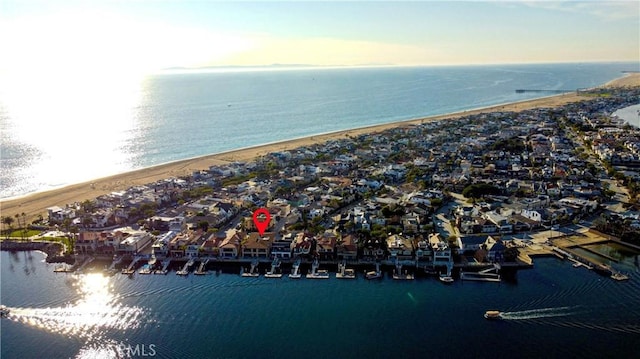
197,220 -> 210,232
2,216 -> 15,239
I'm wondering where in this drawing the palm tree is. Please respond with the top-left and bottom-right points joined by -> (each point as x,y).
21,212 -> 27,240
2,216 -> 15,238
14,214 -> 23,240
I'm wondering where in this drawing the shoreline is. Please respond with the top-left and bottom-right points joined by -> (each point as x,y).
2,73 -> 639,223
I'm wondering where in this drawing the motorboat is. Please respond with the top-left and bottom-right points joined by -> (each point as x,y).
306,258 -> 329,279
439,275 -> 454,284
484,310 -> 502,320
365,270 -> 382,279
0,306 -> 9,318
611,272 -> 629,281
336,261 -> 356,279
366,262 -> 383,280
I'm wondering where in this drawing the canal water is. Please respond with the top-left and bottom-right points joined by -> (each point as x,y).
1,250 -> 639,358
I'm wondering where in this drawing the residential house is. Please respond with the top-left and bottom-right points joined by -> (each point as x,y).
242,232 -> 274,258
386,234 -> 414,260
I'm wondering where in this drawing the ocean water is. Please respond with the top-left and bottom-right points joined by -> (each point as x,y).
1,251 -> 639,358
1,62 -> 638,199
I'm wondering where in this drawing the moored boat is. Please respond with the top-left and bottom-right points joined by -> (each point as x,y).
611,272 -> 629,281
439,275 -> 454,284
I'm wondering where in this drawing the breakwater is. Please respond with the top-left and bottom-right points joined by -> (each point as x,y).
0,240 -> 66,262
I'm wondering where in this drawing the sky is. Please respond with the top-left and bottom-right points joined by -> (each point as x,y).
1,0 -> 639,76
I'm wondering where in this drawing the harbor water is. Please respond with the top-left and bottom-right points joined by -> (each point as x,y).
1,251 -> 639,358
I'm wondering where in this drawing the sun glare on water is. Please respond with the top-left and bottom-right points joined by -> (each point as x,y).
0,9 -> 255,193
7,273 -> 143,340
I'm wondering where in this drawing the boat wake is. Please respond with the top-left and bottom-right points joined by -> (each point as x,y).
500,306 -> 576,320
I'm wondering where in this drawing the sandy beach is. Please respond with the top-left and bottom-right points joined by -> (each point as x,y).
2,73 -> 639,223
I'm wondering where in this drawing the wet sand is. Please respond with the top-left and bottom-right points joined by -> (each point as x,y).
2,73 -> 639,223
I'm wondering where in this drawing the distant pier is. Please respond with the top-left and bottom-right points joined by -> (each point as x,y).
515,89 -> 575,94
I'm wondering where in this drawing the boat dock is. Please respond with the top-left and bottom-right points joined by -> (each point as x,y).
194,259 -> 209,275
289,258 -> 301,279
241,258 -> 260,277
121,256 -> 142,275
336,260 -> 356,279
461,263 -> 501,282
155,259 -> 171,275
392,262 -> 415,280
306,258 -> 329,279
264,257 -> 282,278
177,258 -> 195,276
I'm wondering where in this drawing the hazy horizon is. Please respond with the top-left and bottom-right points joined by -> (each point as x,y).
2,1 -> 638,79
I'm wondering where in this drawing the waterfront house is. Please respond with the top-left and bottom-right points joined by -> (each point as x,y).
75,231 -> 103,254
218,230 -> 242,258
415,238 -> 433,261
291,232 -> 313,257
429,234 -> 452,266
487,240 -> 506,262
116,229 -> 154,256
316,232 -> 337,260
151,231 -> 177,259
242,232 -> 274,258
271,235 -> 293,259
337,234 -> 358,261
47,206 -> 76,224
386,234 -> 414,260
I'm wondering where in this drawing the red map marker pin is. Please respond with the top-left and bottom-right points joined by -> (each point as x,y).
252,208 -> 271,236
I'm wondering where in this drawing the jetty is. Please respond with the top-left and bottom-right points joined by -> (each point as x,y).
306,258 -> 329,279
155,259 -> 171,275
515,89 -> 574,94
365,262 -> 383,280
53,263 -> 72,273
392,262 -> 414,280
241,258 -> 260,277
460,263 -> 501,282
336,260 -> 356,279
194,259 -> 209,275
288,258 -> 301,279
264,257 -> 283,278
121,256 -> 142,275
139,264 -> 153,275
177,258 -> 195,276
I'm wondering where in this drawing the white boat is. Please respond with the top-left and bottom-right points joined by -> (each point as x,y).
484,310 -> 502,320
336,261 -> 356,279
307,269 -> 330,279
306,258 -> 329,279
366,262 -> 383,280
611,272 -> 629,281
0,306 -> 9,318
439,275 -> 454,284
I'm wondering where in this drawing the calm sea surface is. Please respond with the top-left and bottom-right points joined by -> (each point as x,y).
1,62 -> 638,199
1,251 -> 639,358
